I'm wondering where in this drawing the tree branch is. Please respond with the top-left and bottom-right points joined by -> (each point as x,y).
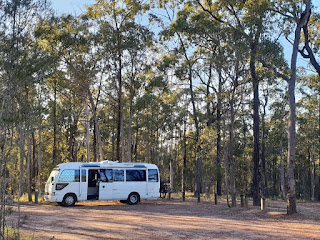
258,58 -> 290,82
196,0 -> 224,23
300,25 -> 320,76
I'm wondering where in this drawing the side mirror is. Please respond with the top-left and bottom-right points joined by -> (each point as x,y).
51,176 -> 54,182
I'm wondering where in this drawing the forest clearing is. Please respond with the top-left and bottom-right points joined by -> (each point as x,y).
7,198 -> 320,240
2,0 -> 320,238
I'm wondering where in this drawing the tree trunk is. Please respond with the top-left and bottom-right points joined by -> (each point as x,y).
127,90 -> 134,162
229,98 -> 236,207
287,0 -> 311,215
250,42 -> 261,206
18,124 -> 25,234
216,70 -> 222,196
287,65 -> 297,214
93,120 -> 97,162
280,141 -> 285,200
318,93 -> 320,201
0,129 -> 8,238
53,80 -> 57,165
223,121 -> 230,208
310,149 -> 315,201
287,24 -> 300,215
27,132 -> 32,202
37,128 -> 42,197
115,26 -> 125,163
116,70 -> 122,161
88,92 -> 103,162
261,99 -> 268,197
85,101 -> 90,162
182,117 -> 187,201
134,118 -> 139,162
188,67 -> 201,203
120,110 -> 125,162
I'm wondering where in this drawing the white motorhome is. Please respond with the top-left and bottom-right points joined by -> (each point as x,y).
44,161 -> 160,206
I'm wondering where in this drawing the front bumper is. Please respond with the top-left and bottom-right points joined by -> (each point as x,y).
44,193 -> 62,202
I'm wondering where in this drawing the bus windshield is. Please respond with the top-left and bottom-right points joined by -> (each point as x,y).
47,169 -> 60,183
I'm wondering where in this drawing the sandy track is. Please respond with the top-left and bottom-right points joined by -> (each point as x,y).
8,199 -> 320,239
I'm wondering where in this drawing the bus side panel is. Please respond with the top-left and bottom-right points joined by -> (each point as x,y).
78,168 -> 87,201
55,182 -> 80,202
112,181 -> 128,200
147,182 -> 160,199
124,182 -> 147,199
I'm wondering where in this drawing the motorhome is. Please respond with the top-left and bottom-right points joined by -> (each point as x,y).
44,161 -> 160,206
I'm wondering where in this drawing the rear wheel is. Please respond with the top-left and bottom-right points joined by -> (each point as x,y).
127,193 -> 139,205
62,194 -> 76,207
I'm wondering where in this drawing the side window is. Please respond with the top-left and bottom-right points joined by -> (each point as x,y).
114,170 -> 124,182
148,169 -> 158,182
58,170 -> 80,182
126,170 -> 146,182
100,169 -> 113,182
81,169 -> 86,182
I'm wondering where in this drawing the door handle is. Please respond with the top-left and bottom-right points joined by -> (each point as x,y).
102,186 -> 105,188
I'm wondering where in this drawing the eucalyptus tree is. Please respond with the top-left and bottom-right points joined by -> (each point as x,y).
297,5 -> 320,197
158,2 -> 205,202
0,0 -> 50,235
296,74 -> 319,200
183,4 -> 227,197
258,40 -> 289,197
260,0 -> 311,214
185,4 -> 251,205
121,24 -> 154,163
194,0 -> 274,206
87,0 -> 151,162
267,89 -> 288,199
37,14 -> 103,162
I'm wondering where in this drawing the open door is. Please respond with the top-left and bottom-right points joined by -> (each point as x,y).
87,169 -> 99,200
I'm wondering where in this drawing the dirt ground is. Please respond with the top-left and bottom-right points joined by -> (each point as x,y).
7,198 -> 320,240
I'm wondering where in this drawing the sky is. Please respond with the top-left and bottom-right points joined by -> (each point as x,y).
51,0 -> 320,15
51,0 -> 95,15
51,0 -> 320,73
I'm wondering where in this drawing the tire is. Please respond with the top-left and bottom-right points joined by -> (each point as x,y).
62,193 -> 76,207
127,192 -> 140,205
119,200 -> 127,204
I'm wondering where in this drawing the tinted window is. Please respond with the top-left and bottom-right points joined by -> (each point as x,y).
148,169 -> 158,182
126,170 -> 146,182
114,170 -> 124,182
81,169 -> 86,182
100,169 -> 113,182
58,170 -> 80,182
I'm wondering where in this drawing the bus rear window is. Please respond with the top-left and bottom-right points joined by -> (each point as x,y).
126,170 -> 146,181
148,169 -> 158,182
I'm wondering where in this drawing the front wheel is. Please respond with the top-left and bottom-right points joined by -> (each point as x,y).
62,194 -> 76,207
127,193 -> 139,205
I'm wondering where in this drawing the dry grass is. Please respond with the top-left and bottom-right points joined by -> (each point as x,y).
6,197 -> 320,240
